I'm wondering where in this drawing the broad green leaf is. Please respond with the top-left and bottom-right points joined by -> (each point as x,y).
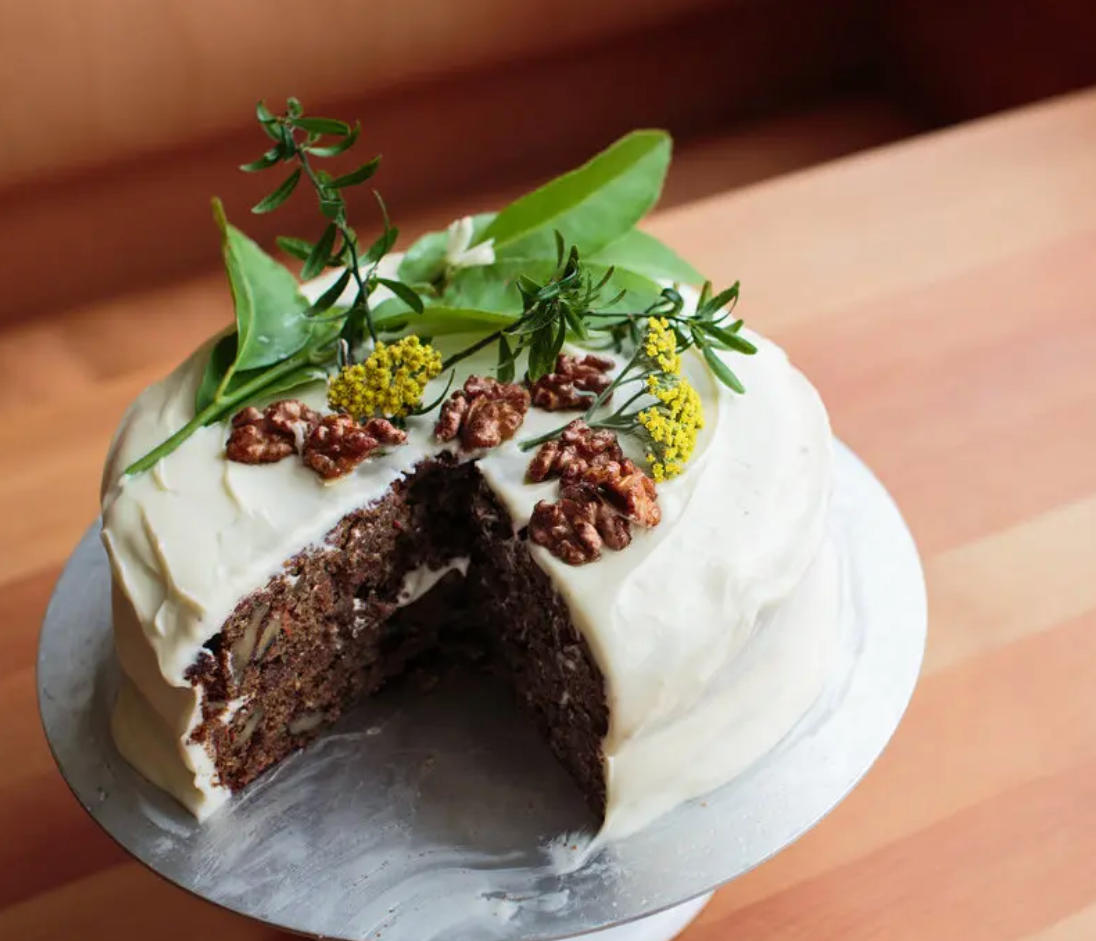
444,258 -> 555,314
372,300 -> 516,336
588,229 -> 703,285
397,213 -> 496,285
195,332 -> 238,413
247,364 -> 327,403
212,199 -> 311,372
592,265 -> 662,313
481,130 -> 671,258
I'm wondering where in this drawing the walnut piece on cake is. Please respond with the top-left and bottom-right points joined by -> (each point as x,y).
526,419 -> 624,483
304,415 -> 407,480
528,353 -> 615,410
529,453 -> 659,564
435,375 -> 530,450
227,400 -> 405,480
226,399 -> 321,464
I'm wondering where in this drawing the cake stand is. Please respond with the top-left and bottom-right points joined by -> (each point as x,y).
37,442 -> 927,941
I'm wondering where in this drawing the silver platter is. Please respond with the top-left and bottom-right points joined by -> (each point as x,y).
38,443 -> 926,941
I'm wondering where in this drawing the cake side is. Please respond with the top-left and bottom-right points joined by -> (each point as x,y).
101,324 -> 835,831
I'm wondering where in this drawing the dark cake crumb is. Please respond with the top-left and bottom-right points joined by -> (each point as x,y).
185,456 -> 610,816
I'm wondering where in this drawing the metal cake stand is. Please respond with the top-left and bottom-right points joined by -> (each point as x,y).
37,443 -> 927,941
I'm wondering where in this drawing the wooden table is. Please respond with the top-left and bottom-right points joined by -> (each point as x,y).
4,88 -> 1096,940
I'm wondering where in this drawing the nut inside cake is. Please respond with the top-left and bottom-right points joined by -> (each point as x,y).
184,454 -> 609,814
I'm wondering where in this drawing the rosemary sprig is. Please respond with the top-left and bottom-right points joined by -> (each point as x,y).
441,235 -> 624,380
243,97 -> 423,346
124,99 -> 424,476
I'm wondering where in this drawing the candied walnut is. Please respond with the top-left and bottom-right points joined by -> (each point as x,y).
226,404 -> 297,464
528,498 -> 603,565
528,492 -> 632,565
577,458 -> 662,528
528,354 -> 615,411
303,414 -> 394,480
594,502 -> 632,551
265,399 -> 321,449
435,392 -> 469,442
525,419 -> 623,483
362,417 -> 408,447
435,375 -> 530,450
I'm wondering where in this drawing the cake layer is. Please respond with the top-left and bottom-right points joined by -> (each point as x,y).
101,272 -> 837,837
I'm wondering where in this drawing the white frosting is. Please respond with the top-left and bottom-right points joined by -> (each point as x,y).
100,269 -> 836,838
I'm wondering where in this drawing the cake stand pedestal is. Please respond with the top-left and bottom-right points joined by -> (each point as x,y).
38,443 -> 926,941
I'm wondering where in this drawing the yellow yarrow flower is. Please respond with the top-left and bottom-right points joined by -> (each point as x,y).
637,374 -> 704,481
327,335 -> 442,420
641,317 -> 681,375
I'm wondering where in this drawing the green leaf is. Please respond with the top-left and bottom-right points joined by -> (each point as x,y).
306,269 -> 352,314
701,344 -> 746,394
698,321 -> 757,355
285,97 -> 303,118
195,332 -> 239,413
331,155 -> 381,189
251,168 -> 301,214
699,282 -> 741,316
256,101 -> 280,141
276,236 -> 314,262
289,115 -> 350,136
397,213 -> 496,285
444,257 -> 555,314
377,277 -> 423,314
372,300 -> 516,337
588,229 -> 703,284
240,146 -> 284,173
482,130 -> 671,258
363,225 -> 399,265
497,333 -> 516,383
319,193 -> 344,220
306,122 -> 361,158
301,223 -> 337,280
212,198 -> 312,372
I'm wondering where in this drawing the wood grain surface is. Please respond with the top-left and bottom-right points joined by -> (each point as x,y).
4,88 -> 1096,940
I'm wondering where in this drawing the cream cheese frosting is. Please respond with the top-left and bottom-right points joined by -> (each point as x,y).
100,267 -> 837,839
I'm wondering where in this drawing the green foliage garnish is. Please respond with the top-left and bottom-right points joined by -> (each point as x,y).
517,273 -> 753,480
123,98 -> 746,480
124,99 -> 419,475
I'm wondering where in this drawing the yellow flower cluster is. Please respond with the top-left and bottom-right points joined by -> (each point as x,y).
638,375 -> 705,481
642,317 -> 681,374
327,335 -> 442,420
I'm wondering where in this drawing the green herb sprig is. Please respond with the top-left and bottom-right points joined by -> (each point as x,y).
584,278 -> 753,392
124,99 -> 422,475
244,98 -> 423,344
440,235 -> 624,382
